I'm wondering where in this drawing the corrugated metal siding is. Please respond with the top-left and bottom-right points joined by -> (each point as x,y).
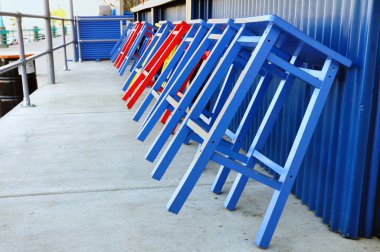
75,16 -> 125,61
211,0 -> 380,239
163,3 -> 186,21
136,2 -> 186,22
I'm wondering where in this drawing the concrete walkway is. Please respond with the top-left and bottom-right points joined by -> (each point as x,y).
0,61 -> 378,252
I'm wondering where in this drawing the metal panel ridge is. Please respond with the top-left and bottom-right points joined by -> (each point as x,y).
210,0 -> 380,239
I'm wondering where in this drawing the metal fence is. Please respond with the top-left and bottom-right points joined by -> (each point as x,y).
0,0 -> 75,107
0,26 -> 70,46
75,16 -> 133,62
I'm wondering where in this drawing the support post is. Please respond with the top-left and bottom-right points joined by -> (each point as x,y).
61,19 -> 69,71
68,0 -> 76,62
76,17 -> 82,62
43,0 -> 55,84
119,0 -> 124,16
15,13 -> 32,107
151,8 -> 155,24
186,0 -> 193,21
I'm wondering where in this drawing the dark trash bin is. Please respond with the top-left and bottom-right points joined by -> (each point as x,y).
0,54 -> 38,117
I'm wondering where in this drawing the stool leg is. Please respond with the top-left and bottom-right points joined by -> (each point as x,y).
138,40 -> 212,142
133,40 -> 188,121
224,173 -> 250,210
212,73 -> 273,194
255,60 -> 338,248
146,28 -> 243,162
122,69 -> 138,91
119,26 -> 148,76
167,138 -> 218,214
146,55 -> 232,160
139,27 -> 215,131
209,64 -> 237,125
140,25 -> 238,142
223,43 -> 306,209
133,93 -> 154,122
151,125 -> 192,180
224,75 -> 296,210
167,27 -> 280,214
211,166 -> 231,194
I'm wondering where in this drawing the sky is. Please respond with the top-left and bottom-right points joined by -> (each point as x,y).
0,0 -> 121,29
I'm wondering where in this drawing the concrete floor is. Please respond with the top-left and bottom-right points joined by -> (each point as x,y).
0,60 -> 378,252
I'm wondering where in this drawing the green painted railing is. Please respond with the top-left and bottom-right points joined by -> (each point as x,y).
0,26 -> 67,47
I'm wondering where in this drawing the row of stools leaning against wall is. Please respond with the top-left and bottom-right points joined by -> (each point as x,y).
110,15 -> 352,249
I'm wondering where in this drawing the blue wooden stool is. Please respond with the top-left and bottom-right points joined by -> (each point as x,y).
122,21 -> 191,109
110,22 -> 132,62
133,19 -> 211,122
143,18 -> 284,167
121,21 -> 174,92
149,18 -> 287,180
136,19 -> 239,153
155,15 -> 351,248
118,22 -> 156,76
129,31 -> 151,70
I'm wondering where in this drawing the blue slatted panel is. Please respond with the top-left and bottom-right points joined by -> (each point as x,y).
210,0 -> 380,239
78,42 -> 117,61
75,16 -> 131,61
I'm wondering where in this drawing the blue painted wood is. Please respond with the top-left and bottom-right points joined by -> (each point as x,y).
211,152 -> 282,190
137,19 -> 238,146
151,28 -> 257,179
128,34 -> 152,71
151,26 -> 269,179
145,27 -> 243,166
111,34 -> 130,62
236,16 -> 351,67
207,64 -> 238,125
211,72 -> 274,194
224,72 -> 299,210
165,24 -> 280,214
256,60 -> 339,248
75,16 -> 128,61
111,21 -> 140,63
133,20 -> 211,121
110,22 -> 132,61
121,21 -> 174,92
210,0 -> 379,239
118,22 -> 156,76
223,45 -> 305,207
136,21 -> 227,131
151,15 -> 351,248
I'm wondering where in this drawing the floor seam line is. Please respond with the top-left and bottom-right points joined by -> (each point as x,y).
0,182 -> 234,199
6,110 -> 140,117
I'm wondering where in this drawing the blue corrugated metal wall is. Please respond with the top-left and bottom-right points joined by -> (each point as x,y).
209,0 -> 380,239
75,16 -> 129,61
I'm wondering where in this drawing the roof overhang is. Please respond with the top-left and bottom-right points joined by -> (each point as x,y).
130,0 -> 176,12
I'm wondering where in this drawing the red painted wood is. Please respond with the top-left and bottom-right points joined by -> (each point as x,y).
122,21 -> 191,108
114,22 -> 142,68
